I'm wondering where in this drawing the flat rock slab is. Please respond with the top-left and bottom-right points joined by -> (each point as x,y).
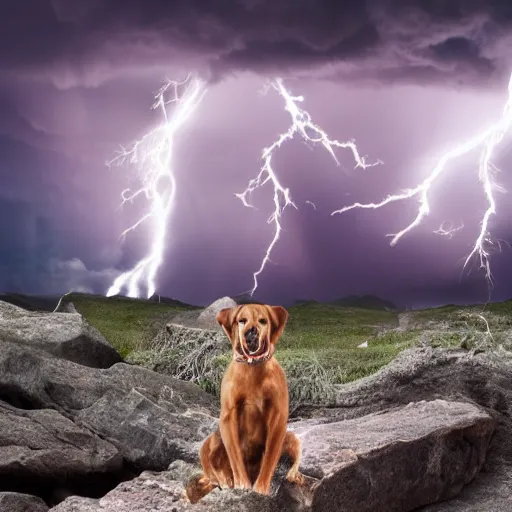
0,301 -> 122,368
289,399 -> 495,511
50,400 -> 494,512
0,492 -> 49,512
0,400 -> 122,493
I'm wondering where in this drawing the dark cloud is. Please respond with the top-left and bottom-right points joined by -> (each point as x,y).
2,0 -> 512,89
1,1 -> 512,306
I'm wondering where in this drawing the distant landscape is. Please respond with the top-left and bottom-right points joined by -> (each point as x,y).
2,291 -> 510,412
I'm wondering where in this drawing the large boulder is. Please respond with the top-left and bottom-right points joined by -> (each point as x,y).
0,339 -> 219,505
0,301 -> 122,368
296,347 -> 512,511
0,492 -> 49,512
49,400 -> 494,512
0,401 -> 122,504
197,297 -> 237,330
292,399 -> 494,511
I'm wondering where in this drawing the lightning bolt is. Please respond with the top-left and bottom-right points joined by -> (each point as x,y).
237,78 -> 381,295
433,221 -> 464,238
333,72 -> 512,286
106,75 -> 206,298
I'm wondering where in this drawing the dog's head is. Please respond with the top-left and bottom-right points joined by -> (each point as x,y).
216,304 -> 288,365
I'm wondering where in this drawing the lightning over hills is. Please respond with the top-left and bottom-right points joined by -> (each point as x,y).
332,73 -> 512,287
236,78 -> 381,295
106,75 -> 206,299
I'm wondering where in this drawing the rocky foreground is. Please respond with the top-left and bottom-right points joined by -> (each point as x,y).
0,300 -> 511,511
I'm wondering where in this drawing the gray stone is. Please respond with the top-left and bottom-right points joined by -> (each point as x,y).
0,492 -> 49,512
55,301 -> 77,314
295,347 -> 512,511
0,400 -> 122,495
0,301 -> 122,368
291,399 -> 495,511
50,462 -> 283,512
49,400 -> 494,512
0,340 -> 218,472
197,297 -> 237,330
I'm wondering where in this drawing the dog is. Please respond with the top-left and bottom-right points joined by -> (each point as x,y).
185,304 -> 304,503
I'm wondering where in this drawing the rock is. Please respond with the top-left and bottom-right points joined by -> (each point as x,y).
50,462 -> 282,512
197,297 -> 237,330
0,492 -> 49,512
0,340 -> 218,473
55,301 -> 77,314
49,400 -> 494,512
291,399 -> 495,511
0,301 -> 122,368
0,400 -> 122,504
295,347 -> 512,511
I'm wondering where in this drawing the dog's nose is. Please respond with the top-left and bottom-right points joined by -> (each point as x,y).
245,327 -> 259,352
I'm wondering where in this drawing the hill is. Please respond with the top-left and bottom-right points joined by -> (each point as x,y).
330,294 -> 398,311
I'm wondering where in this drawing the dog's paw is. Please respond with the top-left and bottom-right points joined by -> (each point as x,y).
252,480 -> 270,495
234,478 -> 252,490
286,471 -> 306,486
185,475 -> 214,504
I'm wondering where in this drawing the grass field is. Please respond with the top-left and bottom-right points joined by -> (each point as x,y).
60,293 -> 511,408
66,293 -> 201,358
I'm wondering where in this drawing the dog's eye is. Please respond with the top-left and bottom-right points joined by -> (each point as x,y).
239,318 -> 247,324
259,318 -> 267,325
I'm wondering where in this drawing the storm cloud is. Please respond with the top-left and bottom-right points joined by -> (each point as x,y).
1,0 -> 512,88
1,0 -> 512,306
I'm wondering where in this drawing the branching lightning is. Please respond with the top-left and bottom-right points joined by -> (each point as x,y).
333,73 -> 512,286
237,78 -> 381,295
106,75 -> 206,298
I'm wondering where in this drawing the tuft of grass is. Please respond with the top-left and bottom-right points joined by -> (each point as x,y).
277,351 -> 337,411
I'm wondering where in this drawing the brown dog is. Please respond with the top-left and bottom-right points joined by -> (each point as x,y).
185,304 -> 304,503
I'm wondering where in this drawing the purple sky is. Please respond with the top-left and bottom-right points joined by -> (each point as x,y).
2,0 -> 512,307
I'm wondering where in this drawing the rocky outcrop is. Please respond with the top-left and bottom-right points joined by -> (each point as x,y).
0,492 -> 49,512
0,301 -> 122,368
54,301 -> 77,314
1,297 -> 509,512
197,297 -> 237,330
293,399 -> 494,511
0,334 -> 218,506
51,400 -> 494,512
51,461 -> 281,512
295,347 -> 512,511
0,400 -> 122,498
0,340 -> 218,469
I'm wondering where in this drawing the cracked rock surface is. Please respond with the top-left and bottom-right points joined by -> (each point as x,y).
51,399 -> 494,512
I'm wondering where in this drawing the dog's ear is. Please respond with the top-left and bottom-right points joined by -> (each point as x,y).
267,305 -> 289,344
216,306 -> 240,341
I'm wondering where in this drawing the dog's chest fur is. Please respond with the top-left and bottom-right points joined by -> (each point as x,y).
237,395 -> 267,463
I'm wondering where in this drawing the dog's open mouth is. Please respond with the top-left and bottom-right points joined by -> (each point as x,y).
235,339 -> 271,365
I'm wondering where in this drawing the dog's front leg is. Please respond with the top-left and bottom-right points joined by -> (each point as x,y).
219,408 -> 251,489
253,407 -> 287,495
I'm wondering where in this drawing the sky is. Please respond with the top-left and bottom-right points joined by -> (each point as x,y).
2,0 -> 512,308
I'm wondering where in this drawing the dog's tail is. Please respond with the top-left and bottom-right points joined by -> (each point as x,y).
185,473 -> 217,504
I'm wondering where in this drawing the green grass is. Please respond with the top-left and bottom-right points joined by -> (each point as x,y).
66,293 -> 199,358
65,293 -> 512,407
275,303 -> 412,386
